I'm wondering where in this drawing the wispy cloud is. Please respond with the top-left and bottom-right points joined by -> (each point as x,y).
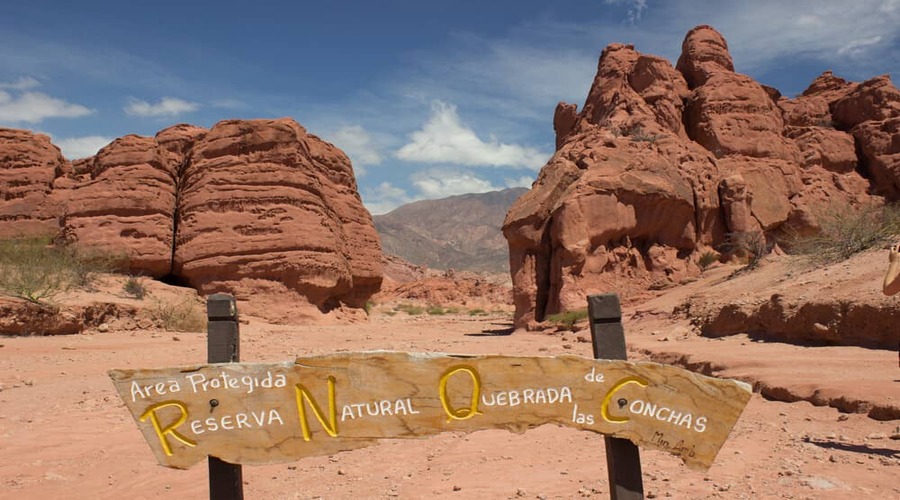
400,32 -> 598,124
627,0 -> 900,79
54,135 -> 113,159
0,76 -> 40,91
326,125 -> 384,176
504,175 -> 536,189
604,0 -> 650,24
396,101 -> 549,169
0,79 -> 93,124
362,182 -> 415,215
124,97 -> 199,117
411,168 -> 501,198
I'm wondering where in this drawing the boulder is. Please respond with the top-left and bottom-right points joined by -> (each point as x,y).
675,25 -> 735,89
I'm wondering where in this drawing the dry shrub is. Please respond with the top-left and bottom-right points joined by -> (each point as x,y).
720,232 -> 771,270
787,203 -> 900,264
0,238 -> 127,304
150,298 -> 206,332
123,276 -> 147,299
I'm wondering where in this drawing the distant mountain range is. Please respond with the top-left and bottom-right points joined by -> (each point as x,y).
373,188 -> 527,274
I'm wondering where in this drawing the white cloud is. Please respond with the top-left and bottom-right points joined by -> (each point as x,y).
411,169 -> 500,198
837,36 -> 884,57
362,182 -> 414,215
605,0 -> 649,24
0,90 -> 93,124
55,135 -> 113,160
124,97 -> 198,117
642,0 -> 900,76
396,101 -> 549,170
403,35 -> 597,123
0,76 -> 40,91
504,175 -> 536,189
327,125 -> 384,176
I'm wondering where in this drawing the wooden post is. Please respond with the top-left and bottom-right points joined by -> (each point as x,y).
588,294 -> 644,500
207,293 -> 244,500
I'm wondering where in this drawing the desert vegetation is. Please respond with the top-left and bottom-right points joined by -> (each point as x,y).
0,237 -> 120,305
786,202 -> 900,264
545,308 -> 589,331
148,297 -> 207,332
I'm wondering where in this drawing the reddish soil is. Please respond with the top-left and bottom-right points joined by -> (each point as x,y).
1,259 -> 899,499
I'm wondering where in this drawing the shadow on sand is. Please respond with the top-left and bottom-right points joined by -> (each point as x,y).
466,322 -> 514,337
802,437 -> 900,458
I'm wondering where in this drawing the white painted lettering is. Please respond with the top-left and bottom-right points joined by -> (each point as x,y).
694,416 -> 707,433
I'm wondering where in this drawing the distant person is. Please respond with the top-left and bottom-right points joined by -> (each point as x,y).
884,243 -> 900,367
884,243 -> 900,296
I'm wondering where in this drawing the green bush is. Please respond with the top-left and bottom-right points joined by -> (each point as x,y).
697,250 -> 719,272
394,303 -> 425,315
786,202 -> 900,264
545,308 -> 589,331
426,305 -> 447,315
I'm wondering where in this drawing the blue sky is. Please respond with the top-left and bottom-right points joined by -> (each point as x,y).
1,1 -> 898,214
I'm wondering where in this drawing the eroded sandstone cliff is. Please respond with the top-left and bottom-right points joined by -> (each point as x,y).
0,118 -> 382,313
504,25 -> 900,328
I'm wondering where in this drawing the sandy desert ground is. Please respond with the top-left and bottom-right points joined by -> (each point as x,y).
1,267 -> 898,500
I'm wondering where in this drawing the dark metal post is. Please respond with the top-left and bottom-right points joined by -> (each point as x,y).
588,294 -> 644,500
207,293 -> 244,500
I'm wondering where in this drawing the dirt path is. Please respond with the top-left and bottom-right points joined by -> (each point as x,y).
1,311 -> 898,499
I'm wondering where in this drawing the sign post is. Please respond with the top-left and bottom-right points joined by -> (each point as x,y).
110,295 -> 752,499
588,293 -> 643,500
206,293 -> 243,500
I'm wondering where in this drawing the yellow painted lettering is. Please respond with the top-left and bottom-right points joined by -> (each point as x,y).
600,376 -> 649,424
139,401 -> 197,456
294,377 -> 338,441
438,365 -> 483,422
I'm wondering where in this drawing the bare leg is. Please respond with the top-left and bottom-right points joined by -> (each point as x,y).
884,243 -> 900,296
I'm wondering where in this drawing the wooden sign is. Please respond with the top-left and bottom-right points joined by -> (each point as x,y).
109,352 -> 751,471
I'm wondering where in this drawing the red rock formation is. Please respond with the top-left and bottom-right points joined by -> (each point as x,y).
0,119 -> 381,315
0,129 -> 69,238
174,119 -> 382,310
62,134 -> 181,277
675,25 -> 735,88
504,25 -> 897,329
832,76 -> 900,198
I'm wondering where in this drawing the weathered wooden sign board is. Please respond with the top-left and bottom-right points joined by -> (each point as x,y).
109,351 -> 751,471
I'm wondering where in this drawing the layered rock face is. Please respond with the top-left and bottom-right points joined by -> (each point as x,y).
174,119 -> 381,308
504,25 -> 900,328
1,119 -> 382,312
0,129 -> 69,238
61,133 -> 183,276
